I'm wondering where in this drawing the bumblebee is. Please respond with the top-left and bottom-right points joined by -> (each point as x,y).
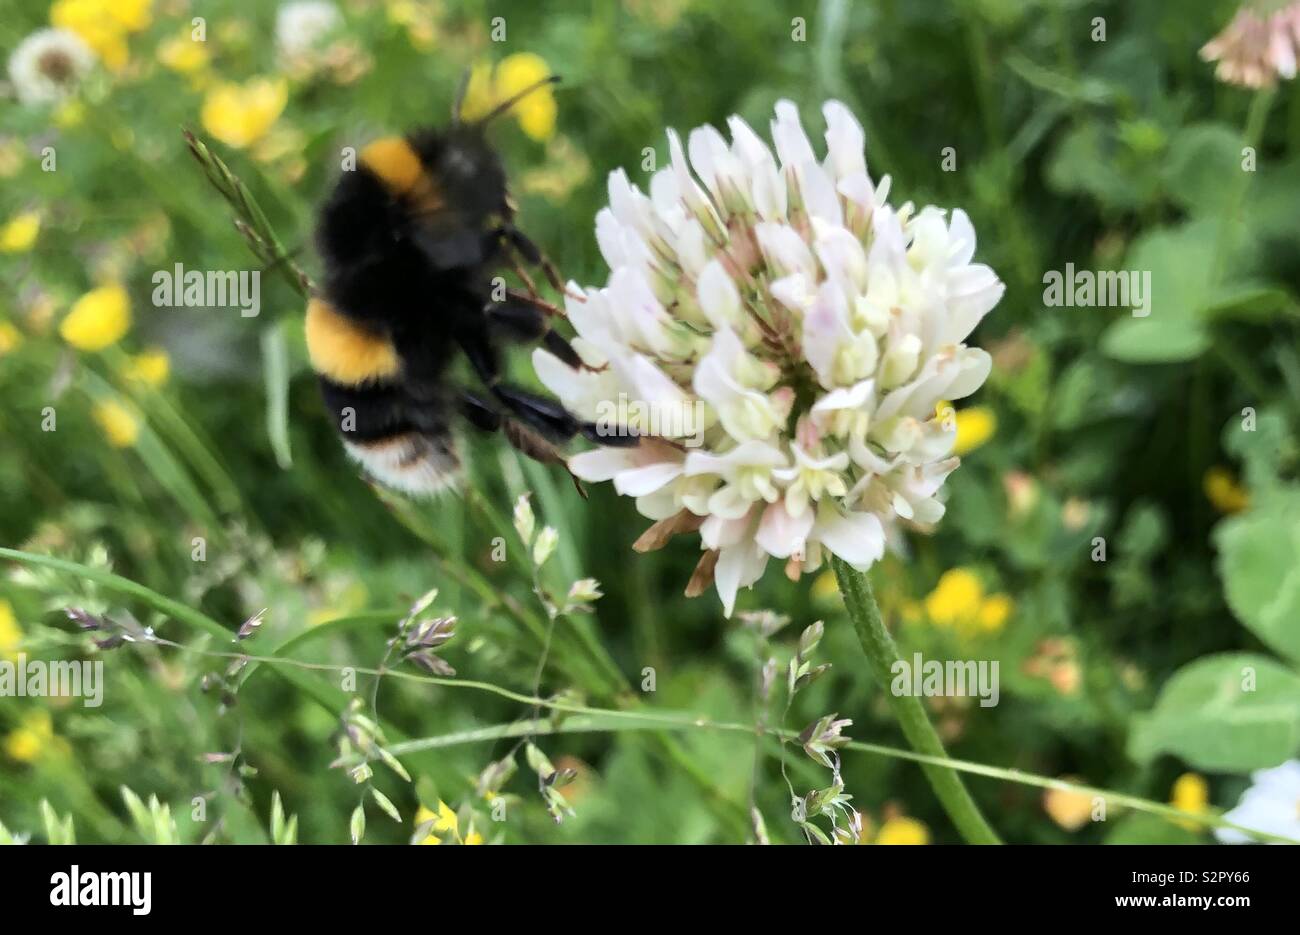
307,77 -> 632,495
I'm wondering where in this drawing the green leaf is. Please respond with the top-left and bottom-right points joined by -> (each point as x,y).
1005,54 -> 1115,105
1202,281 -> 1292,322
1102,314 -> 1209,363
1100,223 -> 1214,363
1046,122 -> 1154,211
1161,124 -> 1243,215
260,323 -> 293,470
1214,494 -> 1300,663
1130,653 -> 1300,771
1117,501 -> 1166,560
1245,156 -> 1300,244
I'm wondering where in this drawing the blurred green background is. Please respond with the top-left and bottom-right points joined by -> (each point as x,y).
2,0 -> 1299,844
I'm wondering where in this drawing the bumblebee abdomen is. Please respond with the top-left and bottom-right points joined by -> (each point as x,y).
305,297 -> 402,386
315,373 -> 461,496
343,432 -> 459,496
307,297 -> 460,496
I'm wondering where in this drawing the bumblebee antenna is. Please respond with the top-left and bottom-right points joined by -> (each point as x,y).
451,67 -> 472,124
478,74 -> 560,126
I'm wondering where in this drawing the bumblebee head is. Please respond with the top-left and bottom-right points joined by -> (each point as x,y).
417,126 -> 509,220
431,71 -> 561,222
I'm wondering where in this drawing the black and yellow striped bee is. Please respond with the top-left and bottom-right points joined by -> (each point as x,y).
306,77 -> 631,495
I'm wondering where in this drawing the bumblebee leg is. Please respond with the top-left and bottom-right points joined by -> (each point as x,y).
490,224 -> 573,299
504,287 -> 562,318
455,318 -> 503,389
502,225 -> 566,295
494,383 -> 640,448
486,296 -> 588,371
490,383 -> 579,443
456,322 -> 637,448
457,390 -> 501,432
505,252 -> 541,297
456,387 -> 582,492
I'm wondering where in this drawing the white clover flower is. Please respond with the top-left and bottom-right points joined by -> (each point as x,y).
275,1 -> 342,63
7,28 -> 95,107
1215,759 -> 1300,844
536,100 -> 1004,615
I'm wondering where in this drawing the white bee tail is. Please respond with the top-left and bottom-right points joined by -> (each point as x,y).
343,433 -> 460,496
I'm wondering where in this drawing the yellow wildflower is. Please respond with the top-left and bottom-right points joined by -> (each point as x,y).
51,0 -> 151,71
923,568 -> 983,627
103,0 -> 151,31
432,799 -> 457,833
201,79 -> 288,149
4,710 -> 58,764
977,593 -> 1014,634
923,568 -> 1014,637
1204,466 -> 1249,514
158,32 -> 210,75
1170,772 -> 1209,831
461,53 -> 557,142
0,600 -> 22,661
953,405 -> 996,456
0,211 -> 40,253
60,283 -> 131,351
93,400 -> 139,448
124,347 -> 170,386
0,321 -> 22,356
463,828 -> 484,845
413,799 -> 460,844
875,815 -> 930,845
413,804 -> 441,844
1044,780 -> 1095,831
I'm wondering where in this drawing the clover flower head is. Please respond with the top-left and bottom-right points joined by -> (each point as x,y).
1201,1 -> 1300,88
7,28 -> 95,106
536,99 -> 1004,615
275,1 -> 343,64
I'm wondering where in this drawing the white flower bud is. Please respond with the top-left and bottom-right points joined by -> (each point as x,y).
512,494 -> 535,545
532,526 -> 559,567
567,578 -> 603,604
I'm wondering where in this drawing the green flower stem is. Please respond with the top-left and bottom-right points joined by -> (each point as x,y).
1212,86 -> 1275,283
831,556 -> 1003,845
